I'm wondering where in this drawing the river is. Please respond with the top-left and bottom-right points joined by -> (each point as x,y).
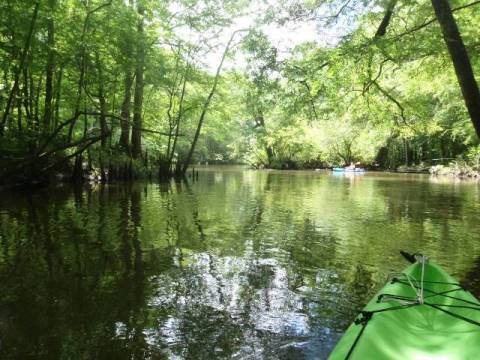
0,166 -> 479,359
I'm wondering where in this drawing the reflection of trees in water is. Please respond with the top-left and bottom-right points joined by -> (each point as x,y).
149,253 -> 313,358
1,172 -> 478,359
145,239 -> 371,359
145,181 -> 349,358
376,180 -> 466,224
0,185 -> 157,359
337,265 -> 375,326
0,182 -> 256,358
182,179 -> 206,242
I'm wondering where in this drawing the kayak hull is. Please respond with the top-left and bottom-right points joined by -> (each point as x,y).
332,168 -> 365,173
328,259 -> 480,360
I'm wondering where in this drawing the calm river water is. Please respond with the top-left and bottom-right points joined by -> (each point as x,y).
0,167 -> 479,359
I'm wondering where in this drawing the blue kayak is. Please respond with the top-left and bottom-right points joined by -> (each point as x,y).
332,167 -> 365,173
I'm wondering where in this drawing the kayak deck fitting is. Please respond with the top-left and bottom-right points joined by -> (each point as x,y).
328,252 -> 480,360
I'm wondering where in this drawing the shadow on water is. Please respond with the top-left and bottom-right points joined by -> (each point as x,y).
462,256 -> 480,299
0,169 -> 479,359
0,184 -> 155,359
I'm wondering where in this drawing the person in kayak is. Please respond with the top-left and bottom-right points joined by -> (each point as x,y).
347,162 -> 363,170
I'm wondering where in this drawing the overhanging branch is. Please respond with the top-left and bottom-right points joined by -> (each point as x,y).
394,0 -> 480,39
79,112 -> 182,136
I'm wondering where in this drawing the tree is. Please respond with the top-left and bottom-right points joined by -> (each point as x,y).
43,0 -> 56,132
0,0 -> 40,136
180,30 -> 245,174
131,1 -> 145,159
431,0 -> 480,138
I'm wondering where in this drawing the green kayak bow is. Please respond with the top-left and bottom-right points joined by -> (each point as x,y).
328,252 -> 480,360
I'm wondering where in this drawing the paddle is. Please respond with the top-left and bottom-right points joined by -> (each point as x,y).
400,250 -> 416,264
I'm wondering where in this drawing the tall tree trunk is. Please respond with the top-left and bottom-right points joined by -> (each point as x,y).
0,0 -> 40,135
266,146 -> 274,165
95,52 -> 108,148
431,0 -> 480,138
131,3 -> 145,159
99,97 -> 107,148
165,52 -> 183,163
403,138 -> 409,166
53,67 -> 62,130
67,1 -> 112,142
119,72 -> 134,151
17,97 -> 23,133
168,74 -> 188,168
22,66 -> 32,125
68,38 -> 86,142
43,0 -> 56,132
34,73 -> 43,129
29,66 -> 35,127
254,113 -> 274,166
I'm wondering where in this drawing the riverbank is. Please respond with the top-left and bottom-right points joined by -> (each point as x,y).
2,160 -> 478,192
253,164 -> 479,180
429,162 -> 480,179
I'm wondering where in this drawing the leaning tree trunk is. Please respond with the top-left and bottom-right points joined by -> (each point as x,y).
131,3 -> 145,159
181,30 -> 244,175
431,0 -> 480,138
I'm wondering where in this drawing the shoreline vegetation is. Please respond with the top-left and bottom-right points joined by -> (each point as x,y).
3,159 -> 478,192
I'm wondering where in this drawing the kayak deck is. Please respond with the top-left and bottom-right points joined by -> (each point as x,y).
328,257 -> 480,359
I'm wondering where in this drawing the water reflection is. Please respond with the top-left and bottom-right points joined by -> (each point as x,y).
0,168 -> 479,359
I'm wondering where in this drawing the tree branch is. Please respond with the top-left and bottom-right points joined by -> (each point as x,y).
394,0 -> 480,39
79,112 -> 182,136
375,0 -> 398,37
39,134 -> 107,174
372,81 -> 409,127
87,0 -> 112,15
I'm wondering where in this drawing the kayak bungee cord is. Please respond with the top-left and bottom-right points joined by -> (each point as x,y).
344,303 -> 419,360
424,302 -> 480,327
383,273 -> 421,305
340,252 -> 480,360
419,255 -> 426,303
423,303 -> 480,310
393,279 -> 480,306
343,293 -> 480,360
382,254 -> 428,305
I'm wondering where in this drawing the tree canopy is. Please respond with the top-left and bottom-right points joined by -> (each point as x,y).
1,0 -> 479,185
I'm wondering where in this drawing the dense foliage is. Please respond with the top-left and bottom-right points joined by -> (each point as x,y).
235,0 -> 480,170
1,0 -> 479,185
